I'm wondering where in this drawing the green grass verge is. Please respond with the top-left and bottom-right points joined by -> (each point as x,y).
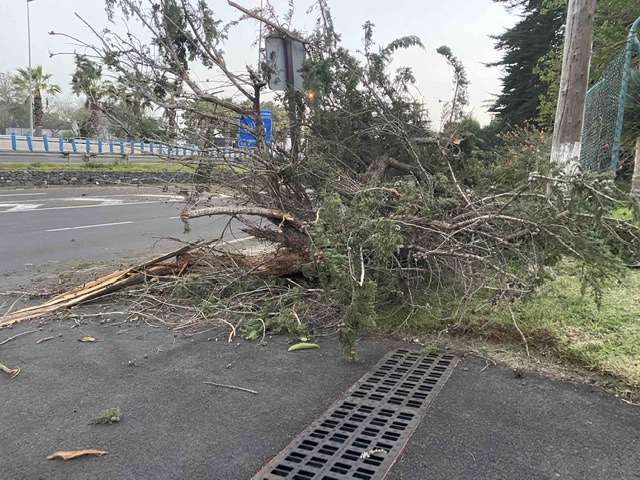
490,270 -> 640,386
379,266 -> 640,387
0,162 -> 195,173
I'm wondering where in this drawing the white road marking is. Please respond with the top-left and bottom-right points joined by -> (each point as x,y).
46,221 -> 134,232
66,197 -> 125,206
0,192 -> 47,197
103,193 -> 186,201
0,200 -> 160,214
0,203 -> 42,212
134,194 -> 186,201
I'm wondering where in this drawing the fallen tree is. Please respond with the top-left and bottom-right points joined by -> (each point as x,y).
34,0 -> 640,357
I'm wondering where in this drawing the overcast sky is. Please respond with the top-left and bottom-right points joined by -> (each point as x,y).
0,0 -> 518,125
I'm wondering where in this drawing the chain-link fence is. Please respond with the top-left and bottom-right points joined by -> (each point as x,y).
580,17 -> 640,173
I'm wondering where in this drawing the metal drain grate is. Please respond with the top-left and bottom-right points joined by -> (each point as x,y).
253,349 -> 458,480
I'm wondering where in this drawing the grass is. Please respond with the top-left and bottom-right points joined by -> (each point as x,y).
378,266 -> 640,388
490,270 -> 640,387
0,162 -> 195,173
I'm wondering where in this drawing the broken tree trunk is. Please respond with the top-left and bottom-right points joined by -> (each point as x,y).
0,244 -> 194,328
363,155 -> 422,184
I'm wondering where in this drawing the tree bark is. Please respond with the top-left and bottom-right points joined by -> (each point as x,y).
632,137 -> 640,198
182,205 -> 305,231
86,101 -> 101,137
363,155 -> 423,184
550,0 -> 597,173
33,89 -> 43,137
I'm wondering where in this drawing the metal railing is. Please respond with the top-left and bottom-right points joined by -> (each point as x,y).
0,133 -> 200,157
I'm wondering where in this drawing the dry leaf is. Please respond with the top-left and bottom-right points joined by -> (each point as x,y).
78,336 -> 96,343
47,449 -> 108,461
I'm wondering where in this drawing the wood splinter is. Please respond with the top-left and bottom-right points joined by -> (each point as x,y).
0,360 -> 20,379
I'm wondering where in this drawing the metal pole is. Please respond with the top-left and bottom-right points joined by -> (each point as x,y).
283,38 -> 298,160
258,0 -> 263,68
26,0 -> 34,137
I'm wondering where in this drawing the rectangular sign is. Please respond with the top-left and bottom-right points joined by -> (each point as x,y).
238,110 -> 273,149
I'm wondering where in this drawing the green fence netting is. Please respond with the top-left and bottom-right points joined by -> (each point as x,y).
580,16 -> 640,173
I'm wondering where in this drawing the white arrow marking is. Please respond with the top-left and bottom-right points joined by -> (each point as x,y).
0,203 -> 42,212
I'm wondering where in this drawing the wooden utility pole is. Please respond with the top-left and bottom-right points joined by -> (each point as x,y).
550,0 -> 597,172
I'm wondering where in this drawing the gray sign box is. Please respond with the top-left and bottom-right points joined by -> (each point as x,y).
264,35 -> 305,92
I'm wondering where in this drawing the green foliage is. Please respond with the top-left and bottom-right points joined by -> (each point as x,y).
490,0 -> 565,127
436,46 -> 470,127
493,0 -> 640,128
309,192 -> 406,357
93,407 -> 122,425
0,72 -> 28,129
304,21 -> 429,177
12,65 -> 61,102
12,65 -> 62,134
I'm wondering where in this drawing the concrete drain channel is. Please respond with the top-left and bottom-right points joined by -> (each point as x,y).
253,349 -> 458,480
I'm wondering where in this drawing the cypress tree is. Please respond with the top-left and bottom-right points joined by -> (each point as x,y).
489,0 -> 565,127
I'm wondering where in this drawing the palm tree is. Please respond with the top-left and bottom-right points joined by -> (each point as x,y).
71,55 -> 105,138
12,65 -> 61,136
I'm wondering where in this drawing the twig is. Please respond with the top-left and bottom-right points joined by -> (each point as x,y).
36,336 -> 54,344
202,381 -> 258,395
509,305 -> 530,358
0,329 -> 38,346
0,360 -> 20,378
69,311 -> 127,318
258,318 -> 266,344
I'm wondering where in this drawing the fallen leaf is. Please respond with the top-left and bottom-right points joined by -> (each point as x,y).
288,342 -> 320,352
47,449 -> 108,461
78,336 -> 96,343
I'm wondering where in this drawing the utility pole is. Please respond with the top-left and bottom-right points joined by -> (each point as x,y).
550,0 -> 597,172
26,0 -> 35,137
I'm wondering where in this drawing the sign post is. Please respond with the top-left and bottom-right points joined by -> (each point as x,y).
239,110 -> 273,149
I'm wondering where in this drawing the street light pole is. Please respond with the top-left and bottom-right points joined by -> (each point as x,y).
26,0 -> 34,137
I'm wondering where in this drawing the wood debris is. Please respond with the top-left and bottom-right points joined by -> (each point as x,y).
0,245 -> 195,329
0,360 -> 20,379
47,449 -> 108,461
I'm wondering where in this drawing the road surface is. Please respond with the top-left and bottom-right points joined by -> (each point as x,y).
0,185 -> 245,277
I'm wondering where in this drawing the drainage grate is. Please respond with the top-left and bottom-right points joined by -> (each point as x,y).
253,349 -> 458,480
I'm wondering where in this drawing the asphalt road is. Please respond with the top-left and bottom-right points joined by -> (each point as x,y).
0,185 -> 245,278
0,319 -> 638,480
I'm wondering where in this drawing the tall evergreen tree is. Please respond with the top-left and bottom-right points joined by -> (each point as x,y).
489,0 -> 565,127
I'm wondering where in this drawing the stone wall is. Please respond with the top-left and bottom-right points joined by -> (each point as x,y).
0,170 -> 194,186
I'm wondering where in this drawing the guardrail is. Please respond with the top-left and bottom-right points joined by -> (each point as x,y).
0,134 -> 200,157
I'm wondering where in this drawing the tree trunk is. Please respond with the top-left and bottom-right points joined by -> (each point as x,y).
632,137 -> 640,198
33,89 -> 43,137
550,0 -> 597,173
86,101 -> 101,137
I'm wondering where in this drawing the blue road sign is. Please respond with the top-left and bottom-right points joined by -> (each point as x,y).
238,110 -> 272,148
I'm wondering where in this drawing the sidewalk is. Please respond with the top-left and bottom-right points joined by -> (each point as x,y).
1,315 -> 638,479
